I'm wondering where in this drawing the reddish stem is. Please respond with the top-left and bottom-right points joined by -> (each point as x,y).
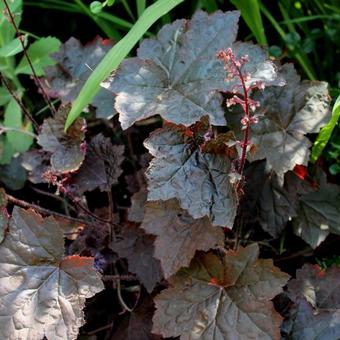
6,193 -> 90,224
234,63 -> 250,176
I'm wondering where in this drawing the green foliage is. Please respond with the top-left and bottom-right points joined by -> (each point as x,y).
230,0 -> 267,45
3,99 -> 33,154
317,255 -> 340,270
0,36 -> 27,58
260,0 -> 340,89
0,0 -> 60,165
312,95 -> 340,163
15,37 -> 60,75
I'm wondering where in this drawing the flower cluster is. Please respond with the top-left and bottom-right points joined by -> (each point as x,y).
216,47 -> 265,176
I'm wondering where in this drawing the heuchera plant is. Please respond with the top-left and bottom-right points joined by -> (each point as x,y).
1,9 -> 339,340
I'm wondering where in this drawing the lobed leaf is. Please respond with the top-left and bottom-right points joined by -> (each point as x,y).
152,244 -> 290,339
0,207 -> 104,340
293,174 -> 340,248
22,150 -> 51,184
71,134 -> 124,193
243,162 -> 314,237
37,105 -> 86,174
42,37 -> 116,119
112,223 -> 163,292
144,125 -> 238,227
141,199 -> 224,278
104,10 -> 240,129
248,64 -> 331,182
282,264 -> 340,339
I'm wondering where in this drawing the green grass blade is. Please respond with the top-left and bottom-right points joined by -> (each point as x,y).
25,1 -> 80,13
121,0 -> 136,21
230,0 -> 267,45
202,0 -> 218,12
311,95 -> 340,163
280,14 -> 340,24
97,11 -> 134,30
136,0 -> 146,17
65,0 -> 184,130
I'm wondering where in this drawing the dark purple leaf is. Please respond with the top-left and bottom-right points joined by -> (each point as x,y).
71,134 -> 124,193
104,11 -> 279,130
112,223 -> 163,293
144,125 -> 238,227
293,174 -> 340,248
37,105 -> 86,174
247,64 -> 331,182
22,150 -> 51,184
111,296 -> 161,340
42,37 -> 116,119
0,207 -> 104,340
141,199 -> 224,278
152,244 -> 289,339
283,264 -> 340,339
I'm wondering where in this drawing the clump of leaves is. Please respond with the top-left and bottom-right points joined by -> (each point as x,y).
0,8 -> 337,340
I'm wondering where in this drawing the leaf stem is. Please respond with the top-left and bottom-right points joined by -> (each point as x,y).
65,192 -> 111,224
6,193 -> 90,225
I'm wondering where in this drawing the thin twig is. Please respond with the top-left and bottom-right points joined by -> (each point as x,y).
274,248 -> 313,263
6,193 -> 90,225
2,0 -> 57,116
102,274 -> 137,282
86,322 -> 114,336
30,185 -> 77,213
66,192 -> 111,223
0,73 -> 40,131
114,268 -> 132,313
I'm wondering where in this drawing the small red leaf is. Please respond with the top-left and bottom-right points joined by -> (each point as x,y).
293,164 -> 308,180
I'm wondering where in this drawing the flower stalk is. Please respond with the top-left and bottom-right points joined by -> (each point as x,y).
217,48 -> 264,177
